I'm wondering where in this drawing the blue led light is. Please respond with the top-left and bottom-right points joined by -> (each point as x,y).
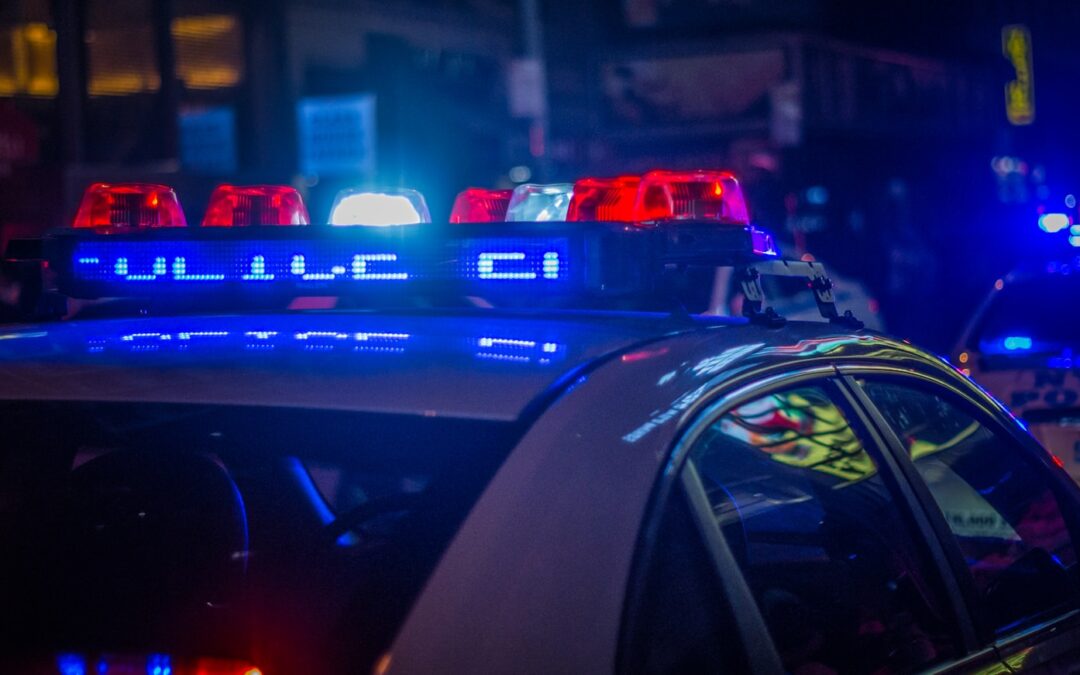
172,257 -> 225,281
72,236 -> 569,291
243,255 -> 274,281
352,253 -> 409,280
1003,335 -> 1033,351
147,654 -> 172,675
476,352 -> 533,363
478,252 -> 534,280
58,654 -> 87,675
479,337 -> 535,348
542,252 -> 560,279
77,321 -> 573,366
111,255 -> 169,281
472,336 -> 563,365
121,332 -> 169,341
177,331 -> 229,340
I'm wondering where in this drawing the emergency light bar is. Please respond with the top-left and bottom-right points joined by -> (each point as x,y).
16,177 -> 862,326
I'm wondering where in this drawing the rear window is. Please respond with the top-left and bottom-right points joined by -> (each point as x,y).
0,402 -> 519,674
970,274 -> 1080,360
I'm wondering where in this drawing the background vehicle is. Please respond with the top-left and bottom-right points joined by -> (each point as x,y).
954,259 -> 1080,482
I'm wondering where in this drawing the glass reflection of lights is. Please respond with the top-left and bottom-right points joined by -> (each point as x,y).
719,389 -> 874,483
473,336 -> 564,365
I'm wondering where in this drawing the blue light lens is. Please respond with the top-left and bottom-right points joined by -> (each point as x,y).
1038,212 -> 1070,233
1003,335 -> 1033,351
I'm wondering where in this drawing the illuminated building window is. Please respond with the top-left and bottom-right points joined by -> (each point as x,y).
0,22 -> 58,97
85,0 -> 160,96
172,13 -> 244,90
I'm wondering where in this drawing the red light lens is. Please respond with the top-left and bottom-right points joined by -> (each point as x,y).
449,188 -> 513,223
566,176 -> 639,222
633,170 -> 749,224
73,182 -> 187,230
202,184 -> 310,227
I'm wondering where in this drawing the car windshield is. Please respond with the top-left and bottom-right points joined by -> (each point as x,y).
0,401 -> 519,674
970,274 -> 1080,357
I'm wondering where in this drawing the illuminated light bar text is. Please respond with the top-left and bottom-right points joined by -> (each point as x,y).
69,238 -> 569,287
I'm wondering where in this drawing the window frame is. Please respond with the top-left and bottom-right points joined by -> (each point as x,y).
619,366 -> 988,674
838,365 -> 1080,648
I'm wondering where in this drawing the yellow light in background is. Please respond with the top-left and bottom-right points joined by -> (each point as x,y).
85,24 -> 161,96
172,14 -> 243,90
0,23 -> 58,97
958,351 -> 969,364
171,14 -> 236,38
88,71 -> 161,96
23,23 -> 58,96
0,29 -> 16,95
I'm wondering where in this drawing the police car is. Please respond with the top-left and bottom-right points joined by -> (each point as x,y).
2,173 -> 1079,675
953,259 -> 1080,484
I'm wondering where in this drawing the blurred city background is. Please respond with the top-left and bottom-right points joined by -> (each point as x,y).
1,0 -> 1078,350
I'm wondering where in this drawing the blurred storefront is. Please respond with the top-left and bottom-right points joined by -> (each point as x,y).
0,0 -> 520,240
539,0 -> 1080,348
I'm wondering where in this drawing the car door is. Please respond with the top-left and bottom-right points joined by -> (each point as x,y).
844,370 -> 1080,673
622,373 -> 1007,674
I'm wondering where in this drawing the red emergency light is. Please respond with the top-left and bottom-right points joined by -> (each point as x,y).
633,170 -> 749,225
449,188 -> 513,223
566,176 -> 639,222
73,183 -> 187,230
202,185 -> 310,227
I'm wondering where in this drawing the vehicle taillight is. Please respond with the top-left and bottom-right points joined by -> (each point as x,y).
449,188 -> 513,223
505,183 -> 574,222
633,170 -> 749,225
202,185 -> 310,226
329,188 -> 431,226
566,176 -> 639,222
73,183 -> 187,230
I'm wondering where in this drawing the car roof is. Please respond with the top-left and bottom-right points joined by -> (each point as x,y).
0,309 -> 919,422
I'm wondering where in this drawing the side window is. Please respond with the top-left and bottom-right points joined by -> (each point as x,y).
686,383 -> 963,674
860,380 -> 1080,634
624,485 -> 748,674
